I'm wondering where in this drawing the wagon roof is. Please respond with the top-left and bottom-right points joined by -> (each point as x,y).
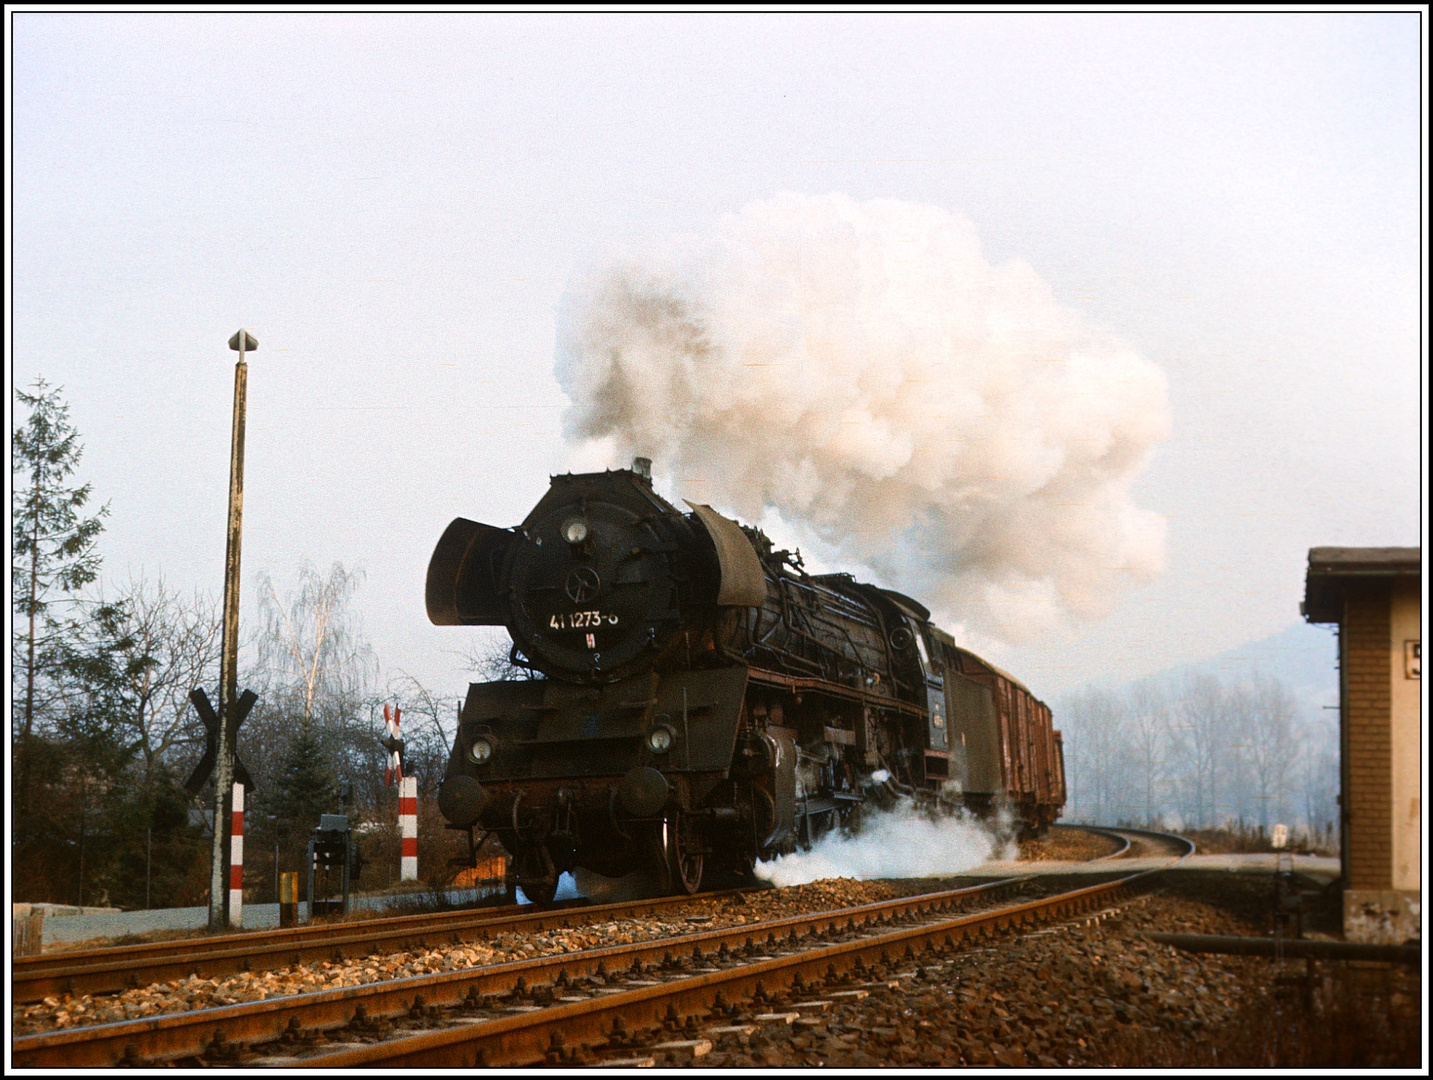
953,646 -> 1044,704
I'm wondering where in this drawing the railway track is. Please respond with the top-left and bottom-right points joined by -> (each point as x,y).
12,828 -> 1192,1068
1074,826 -> 1133,860
1090,826 -> 1185,861
11,824 -> 1138,1004
13,890 -> 743,1004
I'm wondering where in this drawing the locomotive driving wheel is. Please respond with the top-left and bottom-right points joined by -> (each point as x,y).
522,877 -> 558,906
512,845 -> 559,907
664,812 -> 704,895
839,799 -> 864,836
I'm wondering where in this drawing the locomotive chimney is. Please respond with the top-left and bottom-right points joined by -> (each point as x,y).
632,456 -> 652,480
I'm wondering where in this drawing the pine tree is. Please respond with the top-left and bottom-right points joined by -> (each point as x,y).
12,378 -> 110,813
273,721 -> 337,859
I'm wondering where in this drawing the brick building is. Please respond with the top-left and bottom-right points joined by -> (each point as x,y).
1302,547 -> 1421,943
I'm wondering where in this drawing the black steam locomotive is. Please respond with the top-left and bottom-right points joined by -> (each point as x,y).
431,460 -> 1065,902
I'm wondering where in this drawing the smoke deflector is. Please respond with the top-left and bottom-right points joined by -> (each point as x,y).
425,517 -> 516,625
685,501 -> 769,607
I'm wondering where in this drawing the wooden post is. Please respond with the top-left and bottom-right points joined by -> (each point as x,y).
12,906 -> 44,957
279,872 -> 299,927
209,330 -> 254,929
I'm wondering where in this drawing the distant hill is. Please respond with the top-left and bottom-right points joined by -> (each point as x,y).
1187,621 -> 1340,706
1071,621 -> 1341,717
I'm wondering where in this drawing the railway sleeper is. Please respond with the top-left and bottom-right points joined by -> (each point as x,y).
18,874 -> 1161,1068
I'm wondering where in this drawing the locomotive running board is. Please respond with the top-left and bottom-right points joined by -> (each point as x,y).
747,667 -> 928,720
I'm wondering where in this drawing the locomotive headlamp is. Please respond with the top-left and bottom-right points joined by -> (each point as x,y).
646,724 -> 675,754
467,736 -> 495,765
561,518 -> 589,546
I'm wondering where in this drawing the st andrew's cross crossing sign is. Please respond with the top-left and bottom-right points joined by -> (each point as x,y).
184,687 -> 258,794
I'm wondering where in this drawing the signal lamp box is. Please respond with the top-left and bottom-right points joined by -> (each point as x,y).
307,814 -> 352,920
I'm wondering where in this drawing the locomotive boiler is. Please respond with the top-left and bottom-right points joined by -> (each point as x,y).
430,459 -> 1065,903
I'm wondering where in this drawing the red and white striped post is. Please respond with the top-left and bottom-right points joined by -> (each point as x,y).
384,705 -> 417,882
228,782 -> 245,927
399,776 -> 418,881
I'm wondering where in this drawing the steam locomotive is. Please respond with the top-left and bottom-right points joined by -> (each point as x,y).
431,460 -> 1065,903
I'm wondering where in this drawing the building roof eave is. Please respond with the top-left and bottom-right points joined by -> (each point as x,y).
1302,547 -> 1422,624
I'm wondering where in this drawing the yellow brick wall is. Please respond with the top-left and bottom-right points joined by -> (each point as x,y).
1342,584 -> 1392,891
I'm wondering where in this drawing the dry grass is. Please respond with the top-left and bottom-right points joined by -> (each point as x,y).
1181,823 -> 1338,857
1018,825 -> 1123,862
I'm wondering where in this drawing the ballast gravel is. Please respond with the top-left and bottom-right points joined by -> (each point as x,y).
17,868 -> 1417,1068
683,886 -> 1261,1069
673,874 -> 1421,1070
11,877 -> 929,1036
1017,826 -> 1121,863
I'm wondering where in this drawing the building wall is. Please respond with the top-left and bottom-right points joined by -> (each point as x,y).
1342,584 -> 1392,891
1340,577 -> 1421,944
1389,579 -> 1421,893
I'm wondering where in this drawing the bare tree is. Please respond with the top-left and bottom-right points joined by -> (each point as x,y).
1170,673 -> 1227,828
1059,687 -> 1129,824
1241,673 -> 1297,830
387,670 -> 457,756
1125,679 -> 1168,826
1297,710 -> 1340,844
243,562 -> 380,862
255,562 -> 376,728
102,575 -> 223,785
384,671 -> 462,798
460,626 -> 542,683
1057,668 -> 1337,838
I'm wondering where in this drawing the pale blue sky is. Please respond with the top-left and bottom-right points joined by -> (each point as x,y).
10,12 -> 1424,699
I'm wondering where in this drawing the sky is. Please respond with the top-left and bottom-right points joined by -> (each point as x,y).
9,11 -> 1425,705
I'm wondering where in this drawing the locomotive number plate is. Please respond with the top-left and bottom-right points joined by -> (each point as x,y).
549,611 -> 618,630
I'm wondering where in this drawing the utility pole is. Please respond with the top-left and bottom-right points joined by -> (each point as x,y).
208,329 -> 256,930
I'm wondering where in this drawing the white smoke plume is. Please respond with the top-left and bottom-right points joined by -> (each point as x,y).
753,799 -> 1012,888
555,192 -> 1170,640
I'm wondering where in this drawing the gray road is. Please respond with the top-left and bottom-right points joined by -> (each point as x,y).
33,887 -> 502,947
30,855 -> 1338,948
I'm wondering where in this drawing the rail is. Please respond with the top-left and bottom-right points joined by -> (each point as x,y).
13,828 -> 1190,1067
297,869 -> 1175,1067
12,890 -> 743,1004
12,876 -> 1039,1067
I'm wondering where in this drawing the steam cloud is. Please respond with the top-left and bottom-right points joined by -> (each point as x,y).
754,800 -> 1012,887
555,192 -> 1170,640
